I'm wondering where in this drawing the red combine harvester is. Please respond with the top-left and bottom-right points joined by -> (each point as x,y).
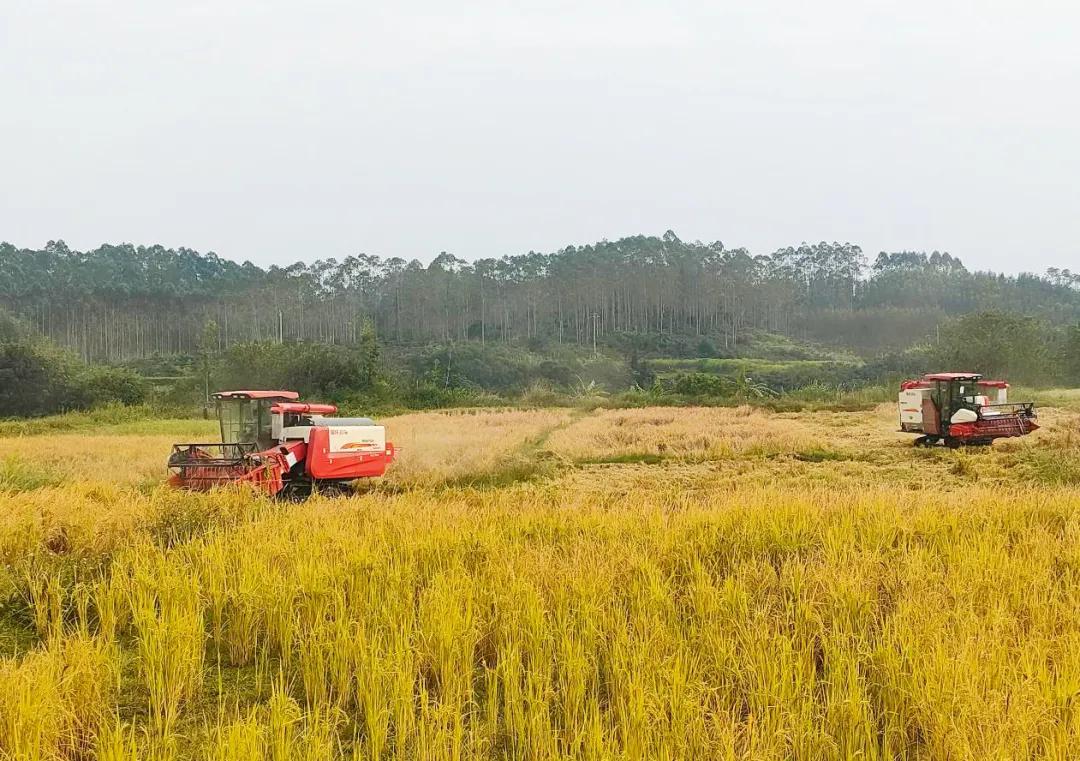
168,390 -> 394,499
898,373 -> 1038,448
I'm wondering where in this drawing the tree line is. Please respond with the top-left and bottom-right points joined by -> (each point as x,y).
3,302 -> 1078,418
2,233 -> 1079,363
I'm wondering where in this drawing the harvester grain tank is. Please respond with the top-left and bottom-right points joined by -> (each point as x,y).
168,390 -> 394,499
898,373 -> 1037,447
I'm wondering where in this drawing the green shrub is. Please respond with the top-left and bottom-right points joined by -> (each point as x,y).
401,384 -> 506,409
538,360 -> 574,386
932,311 -> 1054,385
652,358 -> 862,391
389,343 -> 632,394
603,331 -> 737,359
214,341 -> 379,398
737,331 -> 860,362
669,373 -> 730,397
1062,325 -> 1080,386
77,365 -> 147,407
0,331 -> 146,416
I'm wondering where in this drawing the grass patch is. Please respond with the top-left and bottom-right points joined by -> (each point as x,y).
439,453 -> 561,489
745,332 -> 862,362
577,452 -> 667,465
1014,448 -> 1080,485
0,404 -> 212,437
0,603 -> 39,658
0,454 -> 64,492
647,357 -> 863,389
1014,387 -> 1080,412
792,446 -> 852,463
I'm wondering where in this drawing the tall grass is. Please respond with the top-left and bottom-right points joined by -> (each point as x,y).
0,403 -> 214,437
0,634 -> 115,760
0,404 -> 1079,758
0,455 -> 64,492
4,484 -> 1080,758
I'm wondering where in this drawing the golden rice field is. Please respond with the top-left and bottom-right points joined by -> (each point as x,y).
2,401 -> 1080,760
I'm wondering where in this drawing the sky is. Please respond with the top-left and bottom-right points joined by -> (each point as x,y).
1,0 -> 1078,273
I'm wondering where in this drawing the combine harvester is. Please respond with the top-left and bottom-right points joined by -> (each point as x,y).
898,372 -> 1038,448
168,390 -> 394,499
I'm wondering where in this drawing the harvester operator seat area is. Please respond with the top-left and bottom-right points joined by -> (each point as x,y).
219,399 -> 272,448
214,392 -> 294,451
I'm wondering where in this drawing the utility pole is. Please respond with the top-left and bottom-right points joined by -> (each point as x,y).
278,310 -> 284,344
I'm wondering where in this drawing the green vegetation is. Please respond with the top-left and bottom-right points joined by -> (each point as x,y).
3,235 -> 1079,365
931,311 -> 1079,386
650,358 -> 861,389
1,233 -> 1078,419
213,339 -> 380,399
0,455 -> 64,492
0,325 -> 146,417
1016,448 -> 1080,486
0,405 -> 216,438
2,308 -> 1074,422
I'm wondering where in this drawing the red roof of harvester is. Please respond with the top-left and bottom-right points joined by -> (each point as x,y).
903,374 -> 1008,389
213,390 -> 300,400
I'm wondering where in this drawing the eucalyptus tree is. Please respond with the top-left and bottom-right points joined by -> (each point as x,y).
2,234 -> 1078,362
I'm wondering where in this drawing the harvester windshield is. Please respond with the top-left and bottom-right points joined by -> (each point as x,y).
217,398 -> 273,448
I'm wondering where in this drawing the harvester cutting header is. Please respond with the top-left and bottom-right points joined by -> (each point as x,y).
898,373 -> 1038,447
168,391 -> 394,499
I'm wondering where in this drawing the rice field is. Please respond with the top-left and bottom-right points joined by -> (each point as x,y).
2,402 -> 1080,759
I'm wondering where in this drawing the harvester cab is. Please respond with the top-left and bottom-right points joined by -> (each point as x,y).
168,390 -> 394,499
898,373 -> 1038,448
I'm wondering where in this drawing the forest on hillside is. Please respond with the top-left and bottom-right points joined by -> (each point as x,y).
3,232 -> 1080,363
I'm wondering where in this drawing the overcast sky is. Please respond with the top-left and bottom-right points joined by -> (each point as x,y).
2,1 -> 1078,272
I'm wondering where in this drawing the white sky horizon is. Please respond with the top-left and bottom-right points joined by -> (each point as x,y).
2,1 -> 1078,275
